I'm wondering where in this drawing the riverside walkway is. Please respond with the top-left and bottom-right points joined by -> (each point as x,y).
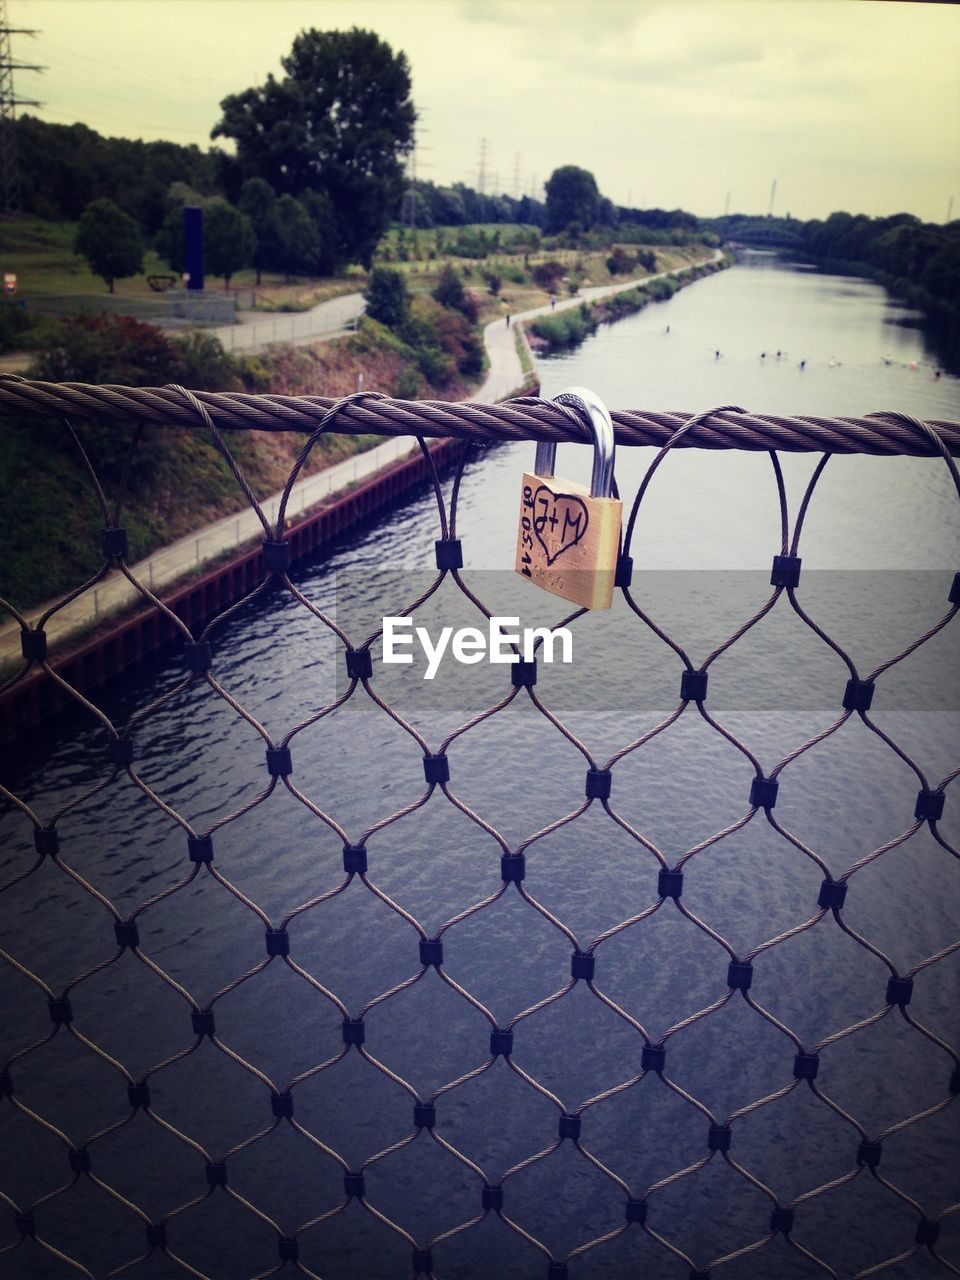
475,252 -> 721,401
0,254 -> 717,671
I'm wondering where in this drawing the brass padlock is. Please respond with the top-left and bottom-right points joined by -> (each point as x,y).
515,386 -> 622,610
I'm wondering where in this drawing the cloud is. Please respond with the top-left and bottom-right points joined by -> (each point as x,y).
20,0 -> 960,222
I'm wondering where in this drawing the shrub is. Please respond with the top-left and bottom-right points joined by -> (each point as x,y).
395,366 -> 422,398
450,228 -> 488,259
365,266 -> 410,329
595,288 -> 648,323
532,260 -> 565,291
647,274 -> 679,301
26,314 -> 245,393
432,262 -> 466,310
170,330 -> 243,391
29,313 -> 180,385
606,246 -> 635,275
502,264 -> 529,285
483,268 -> 502,296
0,301 -> 31,353
417,345 -> 456,386
404,295 -> 482,383
528,304 -> 597,350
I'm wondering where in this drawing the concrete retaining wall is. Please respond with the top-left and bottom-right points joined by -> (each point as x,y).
0,438 -> 464,743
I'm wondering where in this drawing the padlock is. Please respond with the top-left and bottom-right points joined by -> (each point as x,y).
515,386 -> 622,610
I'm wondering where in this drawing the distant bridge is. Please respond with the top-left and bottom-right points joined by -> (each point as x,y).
726,228 -> 804,250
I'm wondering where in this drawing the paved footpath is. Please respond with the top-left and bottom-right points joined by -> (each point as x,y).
210,291 -> 366,354
0,292 -> 367,375
474,252 -> 720,403
0,253 -> 718,669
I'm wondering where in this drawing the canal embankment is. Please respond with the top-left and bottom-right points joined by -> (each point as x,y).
0,248 -> 722,740
524,252 -> 728,353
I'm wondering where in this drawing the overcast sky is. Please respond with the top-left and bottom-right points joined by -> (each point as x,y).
14,0 -> 960,223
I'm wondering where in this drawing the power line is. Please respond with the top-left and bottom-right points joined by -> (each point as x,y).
0,0 -> 43,217
476,136 -> 488,196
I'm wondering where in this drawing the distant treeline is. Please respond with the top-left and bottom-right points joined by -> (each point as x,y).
801,211 -> 960,363
707,211 -> 960,371
16,116 -> 221,233
14,115 -> 959,364
13,115 -> 704,241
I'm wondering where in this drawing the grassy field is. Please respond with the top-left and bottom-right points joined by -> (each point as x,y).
0,218 -> 169,297
0,217 -> 362,307
1,214 -> 713,324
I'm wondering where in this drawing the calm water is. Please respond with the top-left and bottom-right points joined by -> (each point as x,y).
1,255 -> 958,1279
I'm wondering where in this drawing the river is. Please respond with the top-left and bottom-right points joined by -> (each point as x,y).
0,253 -> 958,1279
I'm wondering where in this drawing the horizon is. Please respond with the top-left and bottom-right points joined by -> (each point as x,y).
12,0 -> 960,225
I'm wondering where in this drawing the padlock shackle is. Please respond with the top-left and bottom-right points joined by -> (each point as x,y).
535,386 -> 616,498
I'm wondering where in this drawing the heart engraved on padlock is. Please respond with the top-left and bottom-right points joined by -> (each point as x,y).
531,486 -> 589,564
516,386 -> 622,611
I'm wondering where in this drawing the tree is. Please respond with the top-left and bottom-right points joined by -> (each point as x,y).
432,263 -> 477,323
364,266 -> 409,329
532,260 -> 565,291
432,262 -> 466,310
156,204 -> 187,274
155,185 -> 206,275
299,189 -> 338,276
606,246 -> 634,276
16,116 -> 219,225
272,194 -> 321,280
238,178 -> 278,285
482,268 -> 502,296
544,166 -> 600,234
73,198 -> 144,293
158,197 -> 255,289
212,27 -> 416,269
203,198 -> 256,289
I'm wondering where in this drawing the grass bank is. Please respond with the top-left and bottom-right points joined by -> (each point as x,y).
526,254 -> 729,354
0,313 -> 479,613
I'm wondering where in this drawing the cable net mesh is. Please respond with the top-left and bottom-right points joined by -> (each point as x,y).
0,388 -> 958,1280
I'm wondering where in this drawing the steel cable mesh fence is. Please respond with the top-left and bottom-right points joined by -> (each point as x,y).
0,384 -> 957,1280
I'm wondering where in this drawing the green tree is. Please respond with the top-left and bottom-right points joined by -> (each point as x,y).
606,246 -> 635,275
73,198 -> 144,293
155,185 -> 207,275
482,267 -> 502,296
203,198 -> 256,290
16,115 -> 219,226
544,166 -> 600,234
432,262 -> 466,310
532,260 -> 565,291
156,204 -> 187,274
299,189 -> 338,275
364,266 -> 409,329
212,27 -> 416,269
431,262 -> 477,323
272,194 -> 321,280
238,178 -> 278,285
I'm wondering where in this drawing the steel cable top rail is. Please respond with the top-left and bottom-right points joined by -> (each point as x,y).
0,373 -> 959,455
